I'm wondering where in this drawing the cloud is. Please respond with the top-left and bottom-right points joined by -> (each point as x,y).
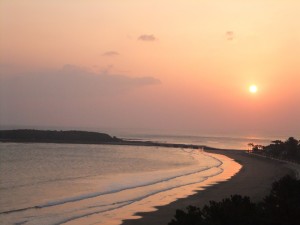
0,64 -> 161,101
225,31 -> 235,41
138,34 -> 157,42
102,51 -> 120,57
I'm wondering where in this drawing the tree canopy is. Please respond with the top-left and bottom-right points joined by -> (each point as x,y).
169,175 -> 300,225
249,137 -> 300,162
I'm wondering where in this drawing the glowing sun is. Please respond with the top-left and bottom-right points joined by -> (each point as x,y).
249,85 -> 258,93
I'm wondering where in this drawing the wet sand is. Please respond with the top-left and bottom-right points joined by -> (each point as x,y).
121,149 -> 294,225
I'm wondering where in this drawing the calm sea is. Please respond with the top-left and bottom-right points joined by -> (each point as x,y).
0,140 -> 240,225
118,133 -> 275,150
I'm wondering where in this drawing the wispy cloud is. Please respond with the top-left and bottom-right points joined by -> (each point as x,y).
138,34 -> 157,42
102,51 -> 120,57
0,64 -> 161,100
225,31 -> 235,41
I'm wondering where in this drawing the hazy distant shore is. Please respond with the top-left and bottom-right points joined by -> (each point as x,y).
0,129 -> 219,150
121,149 -> 295,225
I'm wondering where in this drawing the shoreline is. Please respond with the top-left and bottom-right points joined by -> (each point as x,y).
1,132 -> 298,224
0,129 -> 229,151
0,143 -> 241,225
97,151 -> 241,225
121,149 -> 295,225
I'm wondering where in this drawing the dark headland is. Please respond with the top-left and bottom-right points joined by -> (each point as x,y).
0,129 -> 217,150
0,129 -> 122,144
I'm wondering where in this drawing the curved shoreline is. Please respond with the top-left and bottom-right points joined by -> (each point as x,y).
0,144 -> 240,225
1,135 -> 297,225
93,151 -> 241,225
50,150 -> 242,225
121,149 -> 295,225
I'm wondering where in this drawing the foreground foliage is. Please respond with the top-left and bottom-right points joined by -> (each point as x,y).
169,175 -> 300,225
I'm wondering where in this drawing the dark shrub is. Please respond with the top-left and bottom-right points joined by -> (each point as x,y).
169,175 -> 300,225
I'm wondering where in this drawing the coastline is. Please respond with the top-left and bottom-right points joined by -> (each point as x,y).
0,129 -> 220,150
93,151 -> 241,225
121,149 -> 295,225
0,143 -> 241,225
1,131 -> 298,225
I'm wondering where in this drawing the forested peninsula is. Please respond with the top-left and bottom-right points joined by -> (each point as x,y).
0,129 -> 122,144
0,129 -> 219,150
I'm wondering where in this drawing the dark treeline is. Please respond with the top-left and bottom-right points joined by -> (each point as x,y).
0,129 -> 216,150
169,175 -> 300,225
248,137 -> 300,163
0,129 -> 122,144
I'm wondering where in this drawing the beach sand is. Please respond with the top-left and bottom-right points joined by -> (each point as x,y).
121,149 -> 294,225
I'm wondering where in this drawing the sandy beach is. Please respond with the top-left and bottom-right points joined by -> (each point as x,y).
121,149 -> 295,225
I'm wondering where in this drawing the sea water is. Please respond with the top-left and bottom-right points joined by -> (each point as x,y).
0,142 -> 240,225
118,133 -> 274,150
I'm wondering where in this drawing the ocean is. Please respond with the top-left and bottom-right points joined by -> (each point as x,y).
0,139 -> 242,225
118,132 -> 275,150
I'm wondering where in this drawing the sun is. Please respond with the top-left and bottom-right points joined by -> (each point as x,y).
249,85 -> 257,93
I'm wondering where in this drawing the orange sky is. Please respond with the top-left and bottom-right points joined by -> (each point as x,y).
1,0 -> 300,136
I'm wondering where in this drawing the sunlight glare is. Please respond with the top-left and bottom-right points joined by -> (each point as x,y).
249,85 -> 257,94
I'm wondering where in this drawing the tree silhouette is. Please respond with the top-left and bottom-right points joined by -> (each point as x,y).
169,176 -> 300,225
261,175 -> 300,225
248,137 -> 300,162
285,137 -> 298,158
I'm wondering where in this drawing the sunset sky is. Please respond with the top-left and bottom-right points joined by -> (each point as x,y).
1,0 -> 300,136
